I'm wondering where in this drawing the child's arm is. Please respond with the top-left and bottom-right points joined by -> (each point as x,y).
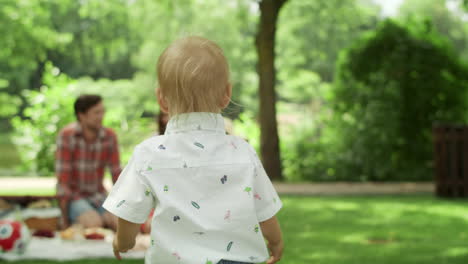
113,217 -> 141,260
260,216 -> 284,264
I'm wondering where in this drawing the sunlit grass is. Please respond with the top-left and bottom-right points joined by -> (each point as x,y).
2,195 -> 468,264
278,195 -> 468,264
0,187 -> 55,196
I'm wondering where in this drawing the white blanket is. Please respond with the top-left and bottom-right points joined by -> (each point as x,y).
0,207 -> 146,261
0,236 -> 146,261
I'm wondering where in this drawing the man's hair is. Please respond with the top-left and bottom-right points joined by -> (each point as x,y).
74,94 -> 102,121
157,36 -> 230,116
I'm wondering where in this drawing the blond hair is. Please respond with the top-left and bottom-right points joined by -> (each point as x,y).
157,36 -> 230,116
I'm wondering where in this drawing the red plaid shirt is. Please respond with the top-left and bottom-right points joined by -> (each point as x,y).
55,122 -> 121,206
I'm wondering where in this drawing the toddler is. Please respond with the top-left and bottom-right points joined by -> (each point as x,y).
103,36 -> 283,264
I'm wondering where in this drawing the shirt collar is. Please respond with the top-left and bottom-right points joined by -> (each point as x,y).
164,112 -> 226,135
74,122 -> 106,139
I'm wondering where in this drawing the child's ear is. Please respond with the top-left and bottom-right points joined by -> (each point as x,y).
220,83 -> 232,109
157,88 -> 169,113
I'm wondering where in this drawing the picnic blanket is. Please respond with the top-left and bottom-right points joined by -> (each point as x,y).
0,234 -> 147,261
0,202 -> 147,261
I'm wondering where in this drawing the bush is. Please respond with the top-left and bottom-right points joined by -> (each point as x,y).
232,112 -> 260,153
328,20 -> 468,181
280,20 -> 468,182
280,102 -> 349,182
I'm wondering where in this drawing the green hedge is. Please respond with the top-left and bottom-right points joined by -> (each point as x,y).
330,20 -> 468,181
281,20 -> 468,182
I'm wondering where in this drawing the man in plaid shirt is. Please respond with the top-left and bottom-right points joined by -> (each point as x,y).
56,94 -> 121,229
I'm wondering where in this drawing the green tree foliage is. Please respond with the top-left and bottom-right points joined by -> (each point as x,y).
11,64 -> 76,175
7,0 -> 468,183
399,0 -> 468,63
0,0 -> 70,121
3,0 -> 260,174
0,0 -> 70,87
0,80 -> 21,118
130,0 -> 258,117
277,0 -> 380,85
280,85 -> 337,182
329,20 -> 468,181
45,0 -> 139,79
0,0 -> 139,124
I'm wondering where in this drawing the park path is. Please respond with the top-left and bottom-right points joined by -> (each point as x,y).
0,177 -> 434,195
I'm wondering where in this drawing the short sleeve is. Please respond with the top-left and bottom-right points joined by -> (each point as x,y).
248,145 -> 283,222
103,149 -> 155,224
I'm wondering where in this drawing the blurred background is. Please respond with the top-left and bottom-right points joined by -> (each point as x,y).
1,0 -> 468,183
2,1 -> 468,263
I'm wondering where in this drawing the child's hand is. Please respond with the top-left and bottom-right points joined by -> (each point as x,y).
113,237 -> 128,260
112,217 -> 140,260
266,240 -> 284,264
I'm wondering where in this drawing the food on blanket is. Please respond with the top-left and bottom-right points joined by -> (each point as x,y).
84,233 -> 105,240
84,227 -> 108,240
0,220 -> 31,254
60,225 -> 84,240
0,199 -> 12,210
27,199 -> 52,209
60,228 -> 74,240
32,229 -> 55,238
60,226 -> 110,241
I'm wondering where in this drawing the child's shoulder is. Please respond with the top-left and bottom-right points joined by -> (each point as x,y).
226,134 -> 256,151
133,134 -> 167,155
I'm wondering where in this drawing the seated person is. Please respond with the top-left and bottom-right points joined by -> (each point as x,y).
56,95 -> 121,230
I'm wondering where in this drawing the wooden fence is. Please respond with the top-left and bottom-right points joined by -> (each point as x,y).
433,125 -> 468,198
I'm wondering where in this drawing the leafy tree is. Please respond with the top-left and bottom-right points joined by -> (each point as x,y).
0,81 -> 21,119
130,0 -> 258,117
0,0 -> 140,127
277,0 -> 380,84
45,0 -> 140,80
0,0 -> 70,123
399,0 -> 468,62
330,20 -> 468,181
0,0 -> 69,89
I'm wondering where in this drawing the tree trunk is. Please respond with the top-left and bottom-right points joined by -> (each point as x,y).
255,0 -> 288,181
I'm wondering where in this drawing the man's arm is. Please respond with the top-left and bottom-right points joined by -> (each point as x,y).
108,132 -> 121,184
55,132 -> 73,229
113,217 -> 140,260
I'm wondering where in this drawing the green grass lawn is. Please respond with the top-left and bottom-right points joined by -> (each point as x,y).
3,195 -> 468,264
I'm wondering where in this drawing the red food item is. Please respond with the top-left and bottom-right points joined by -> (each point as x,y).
32,230 -> 55,238
85,232 -> 105,240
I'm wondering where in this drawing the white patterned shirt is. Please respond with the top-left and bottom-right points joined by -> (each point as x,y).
103,112 -> 282,264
